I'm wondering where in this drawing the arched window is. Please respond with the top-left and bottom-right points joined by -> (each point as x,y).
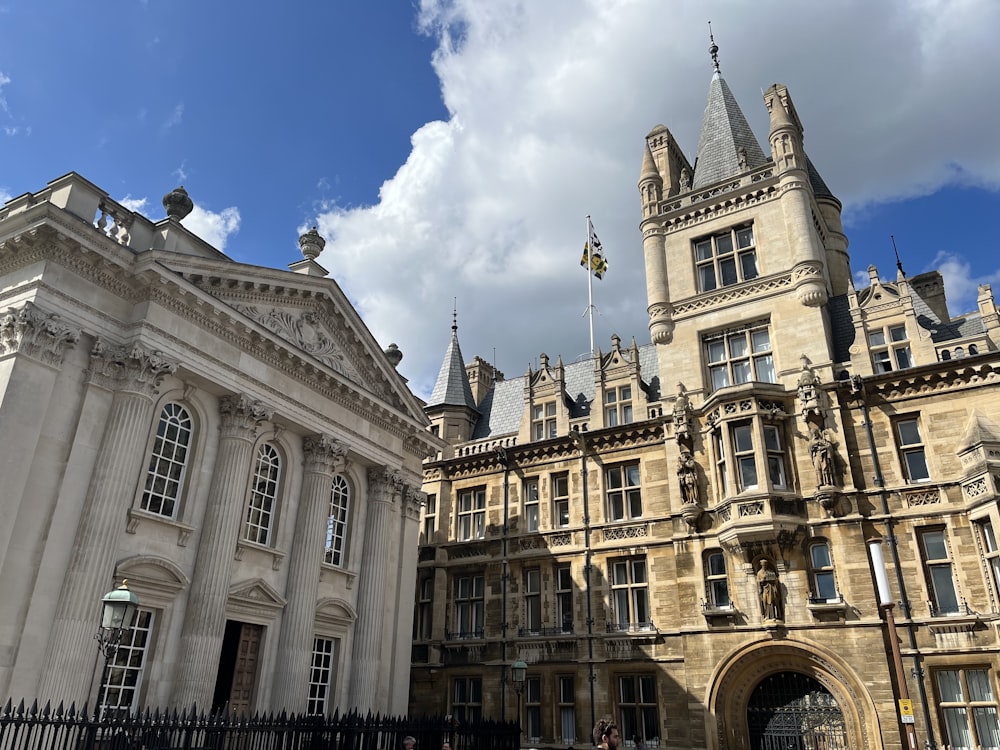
244,443 -> 282,545
324,474 -> 350,566
141,402 -> 193,518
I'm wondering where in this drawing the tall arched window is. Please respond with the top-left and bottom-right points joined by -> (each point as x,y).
141,402 -> 193,518
244,442 -> 282,545
325,474 -> 350,566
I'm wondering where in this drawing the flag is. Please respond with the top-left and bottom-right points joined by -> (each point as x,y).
580,218 -> 608,279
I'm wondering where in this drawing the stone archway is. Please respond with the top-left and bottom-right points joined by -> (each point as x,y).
704,640 -> 885,750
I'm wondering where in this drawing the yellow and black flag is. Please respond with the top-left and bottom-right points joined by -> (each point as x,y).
580,217 -> 608,279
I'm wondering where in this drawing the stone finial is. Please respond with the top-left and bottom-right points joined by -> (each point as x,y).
162,186 -> 194,221
384,343 -> 403,368
299,226 -> 326,260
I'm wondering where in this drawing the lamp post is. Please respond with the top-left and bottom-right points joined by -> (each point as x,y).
511,659 -> 527,739
95,580 -> 140,719
868,538 -> 919,750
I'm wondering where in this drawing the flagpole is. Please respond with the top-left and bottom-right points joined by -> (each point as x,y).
586,215 -> 595,356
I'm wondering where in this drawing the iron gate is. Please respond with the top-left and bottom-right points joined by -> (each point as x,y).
747,671 -> 849,750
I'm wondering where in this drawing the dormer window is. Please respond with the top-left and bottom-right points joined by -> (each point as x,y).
605,385 -> 633,427
695,225 -> 758,292
532,401 -> 558,440
870,324 -> 912,373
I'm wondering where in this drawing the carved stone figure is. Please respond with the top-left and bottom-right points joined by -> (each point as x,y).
809,428 -> 836,487
679,167 -> 691,191
757,559 -> 783,621
797,356 -> 821,421
677,450 -> 700,505
673,383 -> 692,443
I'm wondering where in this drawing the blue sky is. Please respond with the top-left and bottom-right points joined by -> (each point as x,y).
3,0 -> 999,400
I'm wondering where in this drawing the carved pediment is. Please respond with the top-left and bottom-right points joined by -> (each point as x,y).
229,577 -> 286,612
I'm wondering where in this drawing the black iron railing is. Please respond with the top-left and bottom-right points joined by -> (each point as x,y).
0,700 -> 519,750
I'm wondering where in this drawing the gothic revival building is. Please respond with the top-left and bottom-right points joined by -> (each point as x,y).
0,173 -> 437,716
412,45 -> 1000,750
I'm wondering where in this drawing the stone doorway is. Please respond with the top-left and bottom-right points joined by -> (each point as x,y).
212,620 -> 263,714
747,671 -> 849,750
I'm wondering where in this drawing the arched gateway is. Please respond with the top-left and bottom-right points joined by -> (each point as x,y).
706,641 -> 885,750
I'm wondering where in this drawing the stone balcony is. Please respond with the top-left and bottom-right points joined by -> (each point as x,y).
715,493 -> 805,550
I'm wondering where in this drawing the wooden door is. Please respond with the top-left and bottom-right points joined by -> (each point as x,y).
228,623 -> 263,715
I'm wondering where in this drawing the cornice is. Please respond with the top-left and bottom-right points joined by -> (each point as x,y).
673,272 -> 793,317
659,182 -> 779,234
863,360 -> 1000,403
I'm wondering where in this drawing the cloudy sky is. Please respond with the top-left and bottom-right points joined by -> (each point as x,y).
2,0 -> 999,400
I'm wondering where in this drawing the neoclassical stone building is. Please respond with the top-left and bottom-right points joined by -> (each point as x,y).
412,45 -> 1000,750
0,173 -> 437,716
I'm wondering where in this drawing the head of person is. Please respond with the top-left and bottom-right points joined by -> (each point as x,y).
403,738 -> 415,750
442,743 -> 451,750
593,718 -> 619,749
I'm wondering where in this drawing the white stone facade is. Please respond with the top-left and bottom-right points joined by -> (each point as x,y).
0,173 -> 438,716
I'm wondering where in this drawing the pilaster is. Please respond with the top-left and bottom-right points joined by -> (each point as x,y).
348,466 -> 402,711
38,340 -> 176,703
271,434 -> 348,711
171,394 -> 272,709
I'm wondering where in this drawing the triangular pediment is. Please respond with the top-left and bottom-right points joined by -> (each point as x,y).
154,255 -> 430,426
229,577 -> 286,610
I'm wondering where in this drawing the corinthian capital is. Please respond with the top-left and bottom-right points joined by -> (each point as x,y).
88,338 -> 177,396
403,485 -> 427,520
303,434 -> 349,475
0,302 -> 81,368
367,466 -> 403,502
218,394 -> 273,438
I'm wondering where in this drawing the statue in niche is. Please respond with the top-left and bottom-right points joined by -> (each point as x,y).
677,449 -> 699,505
809,428 -> 836,488
679,167 -> 691,191
673,383 -> 692,443
757,559 -> 783,621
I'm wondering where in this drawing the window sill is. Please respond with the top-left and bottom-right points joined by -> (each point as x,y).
807,597 -> 847,621
235,539 -> 286,571
702,605 -> 737,625
126,508 -> 195,546
319,562 -> 357,589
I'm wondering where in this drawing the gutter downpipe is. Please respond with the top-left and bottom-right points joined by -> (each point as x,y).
850,375 -> 936,749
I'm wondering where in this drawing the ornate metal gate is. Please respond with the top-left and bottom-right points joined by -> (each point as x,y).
747,671 -> 849,750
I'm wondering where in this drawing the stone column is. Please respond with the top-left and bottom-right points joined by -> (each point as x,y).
38,340 -> 176,703
171,394 -> 271,708
348,467 -> 402,712
641,224 -> 674,345
270,435 -> 348,712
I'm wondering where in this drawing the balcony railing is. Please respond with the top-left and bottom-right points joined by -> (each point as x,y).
605,621 -> 657,634
445,628 -> 485,640
517,624 -> 575,637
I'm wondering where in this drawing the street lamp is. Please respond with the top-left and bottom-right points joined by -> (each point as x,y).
868,538 -> 919,750
95,580 -> 140,718
511,660 -> 527,736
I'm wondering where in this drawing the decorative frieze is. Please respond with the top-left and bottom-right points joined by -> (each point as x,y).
0,301 -> 80,367
87,338 -> 176,396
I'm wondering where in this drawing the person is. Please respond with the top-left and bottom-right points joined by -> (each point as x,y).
403,738 -> 415,750
633,736 -> 647,750
442,743 -> 451,750
593,718 -> 619,750
757,559 -> 783,621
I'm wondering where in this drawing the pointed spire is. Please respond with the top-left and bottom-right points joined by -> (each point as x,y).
640,142 -> 659,181
426,308 -> 478,411
692,27 -> 768,189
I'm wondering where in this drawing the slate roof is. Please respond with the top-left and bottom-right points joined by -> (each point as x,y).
692,73 -> 769,189
426,327 -> 478,411
470,344 -> 662,440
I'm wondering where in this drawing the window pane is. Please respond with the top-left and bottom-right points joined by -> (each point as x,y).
897,420 -> 921,445
751,329 -> 771,352
755,354 -> 776,383
711,365 -> 730,390
739,457 -> 757,488
733,425 -> 753,452
895,347 -> 913,369
767,456 -> 786,486
708,552 -> 726,576
695,240 -> 713,260
732,360 -> 751,384
810,544 -> 832,568
815,571 -> 836,599
923,530 -> 947,559
763,425 -> 781,451
890,325 -> 908,342
869,330 -> 886,346
943,708 -> 973,750
974,707 -> 1000,750
626,464 -> 641,486
930,565 -> 960,613
707,340 -> 726,363
938,670 -> 964,701
736,227 -> 754,248
728,334 -> 748,358
716,234 -> 734,254
711,580 -> 731,606
968,670 -> 995,701
720,258 -> 738,286
905,449 -> 930,481
740,252 -> 759,280
700,266 -> 717,291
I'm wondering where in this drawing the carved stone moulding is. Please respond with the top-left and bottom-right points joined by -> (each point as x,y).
0,300 -> 81,368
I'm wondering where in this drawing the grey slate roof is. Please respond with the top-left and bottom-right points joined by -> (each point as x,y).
909,285 -> 985,342
426,328 -> 478,411
692,73 -> 768,189
806,157 -> 835,199
470,344 -> 662,440
827,294 -> 855,364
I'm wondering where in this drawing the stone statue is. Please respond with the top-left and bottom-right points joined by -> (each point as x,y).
679,167 -> 691,191
673,383 -> 692,443
677,450 -> 699,505
809,428 -> 836,487
797,356 -> 821,421
757,559 -> 783,621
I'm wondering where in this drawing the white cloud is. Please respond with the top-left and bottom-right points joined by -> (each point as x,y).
0,71 -> 10,115
0,187 -> 12,205
162,103 -> 184,132
173,161 -> 189,183
311,0 -> 1000,399
181,204 -> 241,251
118,195 -> 149,214
929,252 -> 1000,314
